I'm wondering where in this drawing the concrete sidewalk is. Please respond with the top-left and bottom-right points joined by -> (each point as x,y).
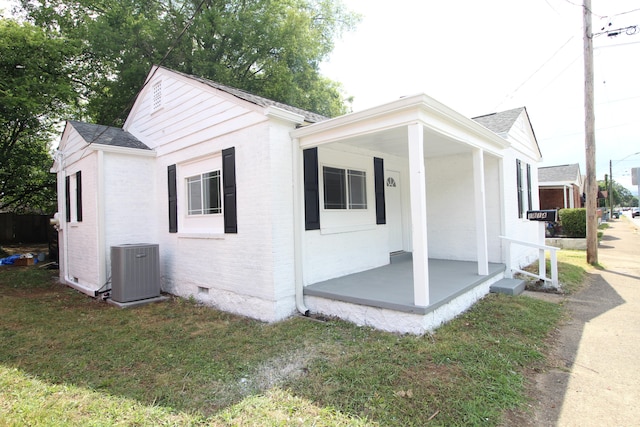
532,218 -> 640,426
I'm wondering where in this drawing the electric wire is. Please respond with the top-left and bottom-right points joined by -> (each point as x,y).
493,34 -> 577,111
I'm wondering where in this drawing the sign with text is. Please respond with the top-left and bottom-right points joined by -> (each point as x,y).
526,210 -> 557,221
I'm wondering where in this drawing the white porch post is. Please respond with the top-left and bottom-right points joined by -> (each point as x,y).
473,148 -> 489,275
563,185 -> 568,208
408,123 -> 429,307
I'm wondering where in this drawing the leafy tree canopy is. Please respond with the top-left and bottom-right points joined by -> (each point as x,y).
598,179 -> 638,208
0,19 -> 78,213
18,0 -> 360,124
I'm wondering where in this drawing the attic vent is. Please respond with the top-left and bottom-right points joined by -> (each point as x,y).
152,81 -> 162,111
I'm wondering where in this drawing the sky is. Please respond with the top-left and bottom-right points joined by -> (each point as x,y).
2,0 -> 639,191
320,0 -> 640,192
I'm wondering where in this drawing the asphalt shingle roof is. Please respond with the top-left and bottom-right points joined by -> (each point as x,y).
69,121 -> 150,150
538,163 -> 581,183
472,107 -> 525,135
165,67 -> 328,124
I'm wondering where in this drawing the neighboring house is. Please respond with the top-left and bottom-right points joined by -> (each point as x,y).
52,66 -> 545,334
538,163 -> 584,210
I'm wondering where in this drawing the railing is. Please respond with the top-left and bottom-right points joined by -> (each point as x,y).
500,236 -> 559,288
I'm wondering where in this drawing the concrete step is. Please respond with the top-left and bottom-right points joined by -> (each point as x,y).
490,278 -> 526,296
390,251 -> 412,264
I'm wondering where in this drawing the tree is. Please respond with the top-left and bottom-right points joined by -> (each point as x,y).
0,19 -> 78,213
18,0 -> 360,125
599,179 -> 638,208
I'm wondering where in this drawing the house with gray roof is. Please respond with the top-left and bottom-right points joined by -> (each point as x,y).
538,163 -> 584,210
51,66 -> 548,334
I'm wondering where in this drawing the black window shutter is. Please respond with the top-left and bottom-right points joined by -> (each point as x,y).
303,148 -> 320,230
374,157 -> 386,224
167,164 -> 178,233
526,163 -> 532,211
65,175 -> 71,223
516,159 -> 523,218
222,147 -> 237,234
75,171 -> 82,222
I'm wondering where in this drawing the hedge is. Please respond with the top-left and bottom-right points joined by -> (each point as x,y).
559,208 -> 586,238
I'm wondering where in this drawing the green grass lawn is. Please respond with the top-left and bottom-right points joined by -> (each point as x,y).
0,264 -> 575,426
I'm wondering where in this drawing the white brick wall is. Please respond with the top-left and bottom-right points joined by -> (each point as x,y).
103,152 -> 158,280
125,69 -> 300,321
64,153 -> 101,290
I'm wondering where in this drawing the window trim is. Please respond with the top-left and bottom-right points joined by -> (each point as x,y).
186,170 -> 222,216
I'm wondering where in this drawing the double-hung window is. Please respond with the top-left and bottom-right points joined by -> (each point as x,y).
323,166 -> 367,210
187,170 -> 221,215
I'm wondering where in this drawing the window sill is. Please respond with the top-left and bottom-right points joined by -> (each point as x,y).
320,224 -> 377,235
177,232 -> 225,240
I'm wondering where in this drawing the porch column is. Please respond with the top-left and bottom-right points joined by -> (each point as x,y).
408,123 -> 429,307
472,148 -> 489,275
563,185 -> 568,208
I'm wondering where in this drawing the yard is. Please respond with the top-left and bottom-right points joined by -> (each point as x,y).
0,259 -> 584,426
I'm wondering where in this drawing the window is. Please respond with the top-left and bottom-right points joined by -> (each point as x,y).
323,166 -> 367,210
186,171 -> 221,215
516,159 -> 532,218
65,171 -> 82,223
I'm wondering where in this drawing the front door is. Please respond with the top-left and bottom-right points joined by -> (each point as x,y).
386,170 -> 403,253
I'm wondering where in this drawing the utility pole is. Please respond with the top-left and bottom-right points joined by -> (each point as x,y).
609,160 -> 614,218
583,0 -> 598,265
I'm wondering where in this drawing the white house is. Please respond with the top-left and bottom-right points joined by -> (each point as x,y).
52,66 -> 545,334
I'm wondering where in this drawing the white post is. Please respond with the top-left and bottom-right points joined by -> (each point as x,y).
408,123 -> 429,307
550,249 -> 558,287
473,148 -> 489,275
504,241 -> 513,279
538,248 -> 546,283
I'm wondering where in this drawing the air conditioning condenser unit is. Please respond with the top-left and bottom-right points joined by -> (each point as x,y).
110,244 -> 160,303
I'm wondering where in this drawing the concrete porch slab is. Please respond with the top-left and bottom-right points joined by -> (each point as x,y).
305,257 -> 505,314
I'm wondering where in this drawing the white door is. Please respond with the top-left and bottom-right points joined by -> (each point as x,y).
386,170 -> 404,252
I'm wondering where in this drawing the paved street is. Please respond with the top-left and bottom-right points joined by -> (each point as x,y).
532,217 -> 640,426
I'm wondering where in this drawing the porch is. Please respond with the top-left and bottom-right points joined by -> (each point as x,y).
304,254 -> 505,333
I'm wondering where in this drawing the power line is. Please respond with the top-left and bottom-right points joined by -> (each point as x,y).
494,34 -> 577,110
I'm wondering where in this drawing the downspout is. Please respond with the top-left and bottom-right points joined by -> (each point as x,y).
96,150 -> 107,291
292,138 -> 309,316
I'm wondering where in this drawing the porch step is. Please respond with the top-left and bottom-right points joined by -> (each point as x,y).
490,278 -> 526,296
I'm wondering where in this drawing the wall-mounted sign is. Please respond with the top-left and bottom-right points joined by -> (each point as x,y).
526,210 -> 557,221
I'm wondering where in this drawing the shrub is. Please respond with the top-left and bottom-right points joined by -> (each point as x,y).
559,208 -> 586,238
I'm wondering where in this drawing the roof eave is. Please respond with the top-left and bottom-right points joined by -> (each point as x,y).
291,93 -> 510,150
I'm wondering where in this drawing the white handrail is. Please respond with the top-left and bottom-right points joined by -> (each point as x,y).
499,236 -> 559,288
